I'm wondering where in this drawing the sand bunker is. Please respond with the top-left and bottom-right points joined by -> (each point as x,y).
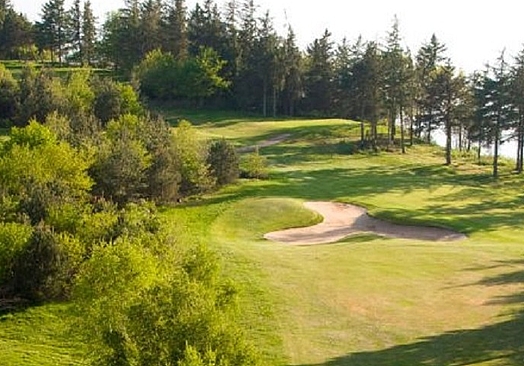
264,202 -> 467,245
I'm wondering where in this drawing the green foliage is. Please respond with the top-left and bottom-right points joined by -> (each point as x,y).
9,225 -> 85,301
241,146 -> 268,179
173,120 -> 214,195
92,77 -> 143,125
73,235 -> 259,366
207,139 -> 239,186
63,70 -> 95,116
17,66 -> 66,126
135,48 -> 229,101
91,113 -> 182,204
141,116 -> 181,203
0,63 -> 19,127
90,124 -> 151,205
0,121 -> 92,224
0,222 -> 33,284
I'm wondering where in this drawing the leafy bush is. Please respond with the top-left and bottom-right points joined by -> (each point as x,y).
0,64 -> 19,127
241,146 -> 269,179
9,226 -> 85,301
207,139 -> 239,186
0,121 -> 93,224
0,222 -> 33,284
173,120 -> 214,196
73,238 -> 260,366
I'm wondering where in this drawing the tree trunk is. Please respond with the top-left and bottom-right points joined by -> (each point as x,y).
493,118 -> 500,178
360,121 -> 365,149
517,112 -> 524,173
272,87 -> 277,118
445,117 -> 452,165
372,120 -> 378,151
409,108 -> 414,146
400,106 -> 405,154
262,80 -> 267,117
477,140 -> 482,164
427,112 -> 432,144
458,122 -> 463,152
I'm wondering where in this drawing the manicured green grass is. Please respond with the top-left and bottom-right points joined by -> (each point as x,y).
4,113 -> 524,365
161,116 -> 524,365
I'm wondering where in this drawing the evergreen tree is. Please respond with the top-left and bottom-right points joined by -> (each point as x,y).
81,0 -> 96,66
280,26 -> 303,116
253,11 -> 280,116
163,0 -> 188,59
351,41 -> 383,149
487,51 -> 514,177
67,0 -> 82,61
139,0 -> 164,57
429,63 -> 468,165
510,47 -> 524,173
0,0 -> 33,59
303,29 -> 334,115
37,0 -> 67,64
415,34 -> 447,142
382,16 -> 402,145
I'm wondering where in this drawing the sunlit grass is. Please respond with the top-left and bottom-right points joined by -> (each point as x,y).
161,116 -> 524,365
4,112 -> 524,365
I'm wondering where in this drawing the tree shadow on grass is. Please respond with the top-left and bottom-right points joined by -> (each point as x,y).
186,162 -> 524,232
299,260 -> 524,366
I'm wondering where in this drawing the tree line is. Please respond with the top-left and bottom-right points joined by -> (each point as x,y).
4,0 -> 524,175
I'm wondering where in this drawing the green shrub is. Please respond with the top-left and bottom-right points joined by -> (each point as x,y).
73,238 -> 260,366
207,139 -> 239,187
240,146 -> 269,179
173,121 -> 214,196
0,222 -> 33,284
10,226 -> 85,301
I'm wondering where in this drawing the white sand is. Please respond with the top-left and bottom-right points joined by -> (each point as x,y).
264,202 -> 467,245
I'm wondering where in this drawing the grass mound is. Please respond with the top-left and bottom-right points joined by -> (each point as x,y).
214,197 -> 322,241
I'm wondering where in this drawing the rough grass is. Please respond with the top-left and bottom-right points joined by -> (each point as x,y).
0,304 -> 86,366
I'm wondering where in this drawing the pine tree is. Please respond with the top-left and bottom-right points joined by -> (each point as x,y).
139,0 -> 164,57
382,16 -> 402,146
163,0 -> 188,59
415,34 -> 447,143
510,47 -> 524,173
253,11 -> 280,116
303,29 -> 334,115
0,2 -> 32,59
37,0 -> 67,65
352,41 -> 383,149
67,0 -> 82,61
82,0 -> 96,66
489,51 -> 514,177
280,26 -> 303,116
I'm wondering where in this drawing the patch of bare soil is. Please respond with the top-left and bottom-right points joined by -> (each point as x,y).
264,202 -> 467,245
237,134 -> 291,153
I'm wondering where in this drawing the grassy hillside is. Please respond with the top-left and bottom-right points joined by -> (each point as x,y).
3,113 -> 524,365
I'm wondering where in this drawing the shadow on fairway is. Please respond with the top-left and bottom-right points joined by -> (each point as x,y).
298,260 -> 524,366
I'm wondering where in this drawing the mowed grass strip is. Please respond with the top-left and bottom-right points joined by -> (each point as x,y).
166,117 -> 524,365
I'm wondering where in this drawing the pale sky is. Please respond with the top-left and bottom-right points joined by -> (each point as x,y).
11,0 -> 524,73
